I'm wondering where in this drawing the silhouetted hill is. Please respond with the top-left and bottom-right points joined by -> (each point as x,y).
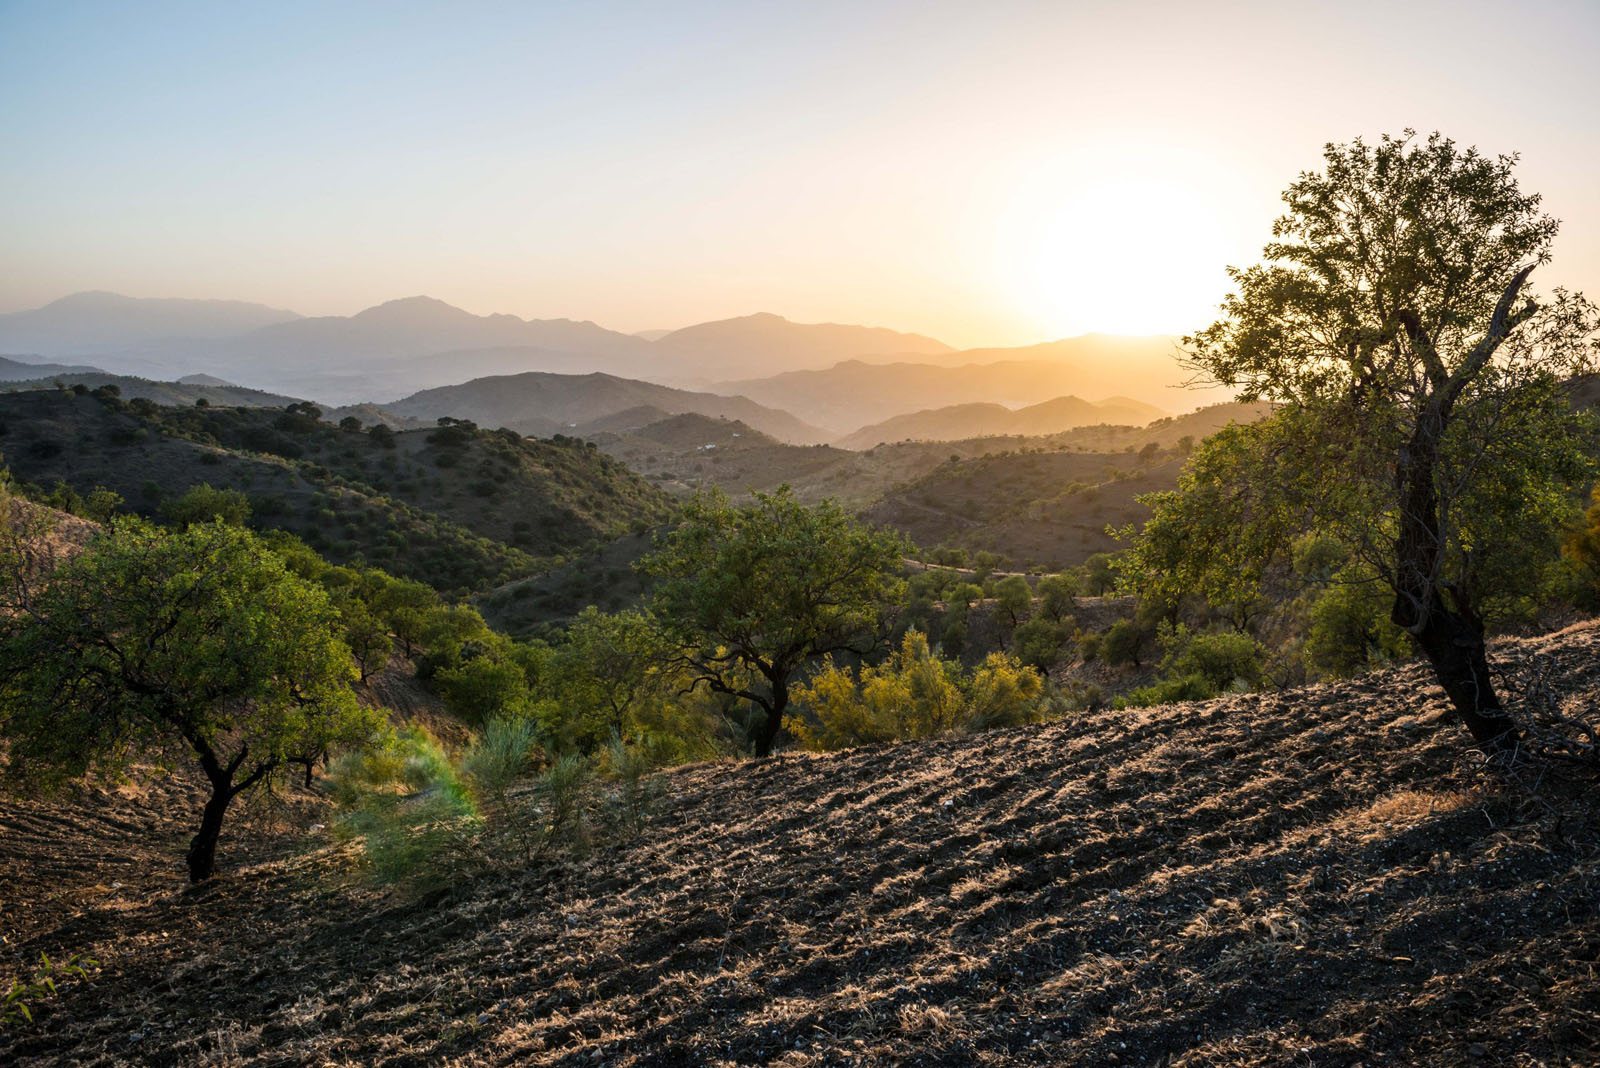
0,291 -> 299,353
385,371 -> 831,444
0,355 -> 103,380
657,312 -> 952,378
717,351 -> 1221,434
835,394 -> 1166,449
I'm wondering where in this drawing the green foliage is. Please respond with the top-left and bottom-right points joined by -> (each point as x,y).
1012,617 -> 1071,670
0,519 -> 380,879
161,482 -> 251,529
554,606 -> 669,750
597,738 -> 664,841
642,487 -> 908,756
1303,571 -> 1409,678
1564,484 -> 1600,606
459,717 -> 541,859
1121,625 -> 1264,708
1082,553 -> 1117,596
2,953 -> 97,1031
1036,573 -> 1078,621
1133,131 -> 1599,742
788,630 -> 1047,751
993,575 -> 1032,628
1099,618 -> 1148,669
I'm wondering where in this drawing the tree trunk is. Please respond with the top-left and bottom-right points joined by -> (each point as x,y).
186,780 -> 233,882
1398,591 -> 1515,754
751,675 -> 789,758
1391,404 -> 1516,756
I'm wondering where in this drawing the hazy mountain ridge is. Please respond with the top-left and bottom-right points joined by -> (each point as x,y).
0,291 -> 300,353
0,293 -> 1237,429
714,347 -> 1224,434
383,370 -> 833,445
834,394 -> 1166,449
655,311 -> 953,379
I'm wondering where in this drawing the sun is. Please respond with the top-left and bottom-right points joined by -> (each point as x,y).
993,168 -> 1229,338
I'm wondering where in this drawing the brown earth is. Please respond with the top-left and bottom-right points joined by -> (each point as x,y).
3,625 -> 1599,1066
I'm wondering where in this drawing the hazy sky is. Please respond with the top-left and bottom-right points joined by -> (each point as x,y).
3,0 -> 1597,346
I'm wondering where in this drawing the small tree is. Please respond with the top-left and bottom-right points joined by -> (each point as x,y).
641,488 -> 907,757
994,575 -> 1033,630
1134,131 -> 1599,753
559,607 -> 668,748
0,519 -> 378,880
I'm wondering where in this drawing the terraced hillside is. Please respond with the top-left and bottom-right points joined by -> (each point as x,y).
3,624 -> 1597,1066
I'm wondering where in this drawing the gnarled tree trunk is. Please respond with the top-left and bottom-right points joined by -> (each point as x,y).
1390,391 -> 1516,756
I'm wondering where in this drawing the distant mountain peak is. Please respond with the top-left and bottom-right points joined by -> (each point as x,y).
351,295 -> 478,322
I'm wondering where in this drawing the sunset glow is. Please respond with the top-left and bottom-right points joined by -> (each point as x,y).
2,2 -> 1597,347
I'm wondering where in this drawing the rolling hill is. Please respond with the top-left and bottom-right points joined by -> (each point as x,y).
0,390 -> 670,593
384,371 -> 831,445
5,621 -> 1596,1065
835,394 -> 1166,449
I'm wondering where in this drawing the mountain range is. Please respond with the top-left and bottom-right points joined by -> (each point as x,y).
0,294 -> 964,404
0,294 -> 1218,420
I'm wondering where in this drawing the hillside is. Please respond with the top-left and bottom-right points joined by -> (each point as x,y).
0,356 -> 103,380
4,623 -> 1597,1065
0,373 -> 307,409
385,371 -> 831,445
0,390 -> 670,593
866,450 -> 1185,568
835,394 -> 1166,449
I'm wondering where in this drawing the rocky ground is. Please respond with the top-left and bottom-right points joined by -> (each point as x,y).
3,624 -> 1598,1066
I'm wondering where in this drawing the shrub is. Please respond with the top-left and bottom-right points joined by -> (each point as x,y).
788,631 -> 1047,751
1100,619 -> 1148,668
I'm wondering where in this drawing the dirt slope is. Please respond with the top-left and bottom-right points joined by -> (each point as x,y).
3,626 -> 1599,1066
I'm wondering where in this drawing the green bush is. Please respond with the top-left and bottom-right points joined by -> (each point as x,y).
787,631 -> 1047,751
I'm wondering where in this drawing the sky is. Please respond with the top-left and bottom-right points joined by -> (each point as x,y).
2,0 -> 1598,348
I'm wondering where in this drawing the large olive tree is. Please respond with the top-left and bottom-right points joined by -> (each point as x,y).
1132,131 -> 1598,753
0,517 -> 380,880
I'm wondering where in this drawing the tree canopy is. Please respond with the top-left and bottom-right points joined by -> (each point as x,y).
0,517 -> 379,880
1131,131 -> 1599,751
640,488 -> 908,756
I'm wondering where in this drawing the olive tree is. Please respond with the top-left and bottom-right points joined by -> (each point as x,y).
0,518 -> 380,880
1132,131 -> 1598,753
640,488 -> 907,757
